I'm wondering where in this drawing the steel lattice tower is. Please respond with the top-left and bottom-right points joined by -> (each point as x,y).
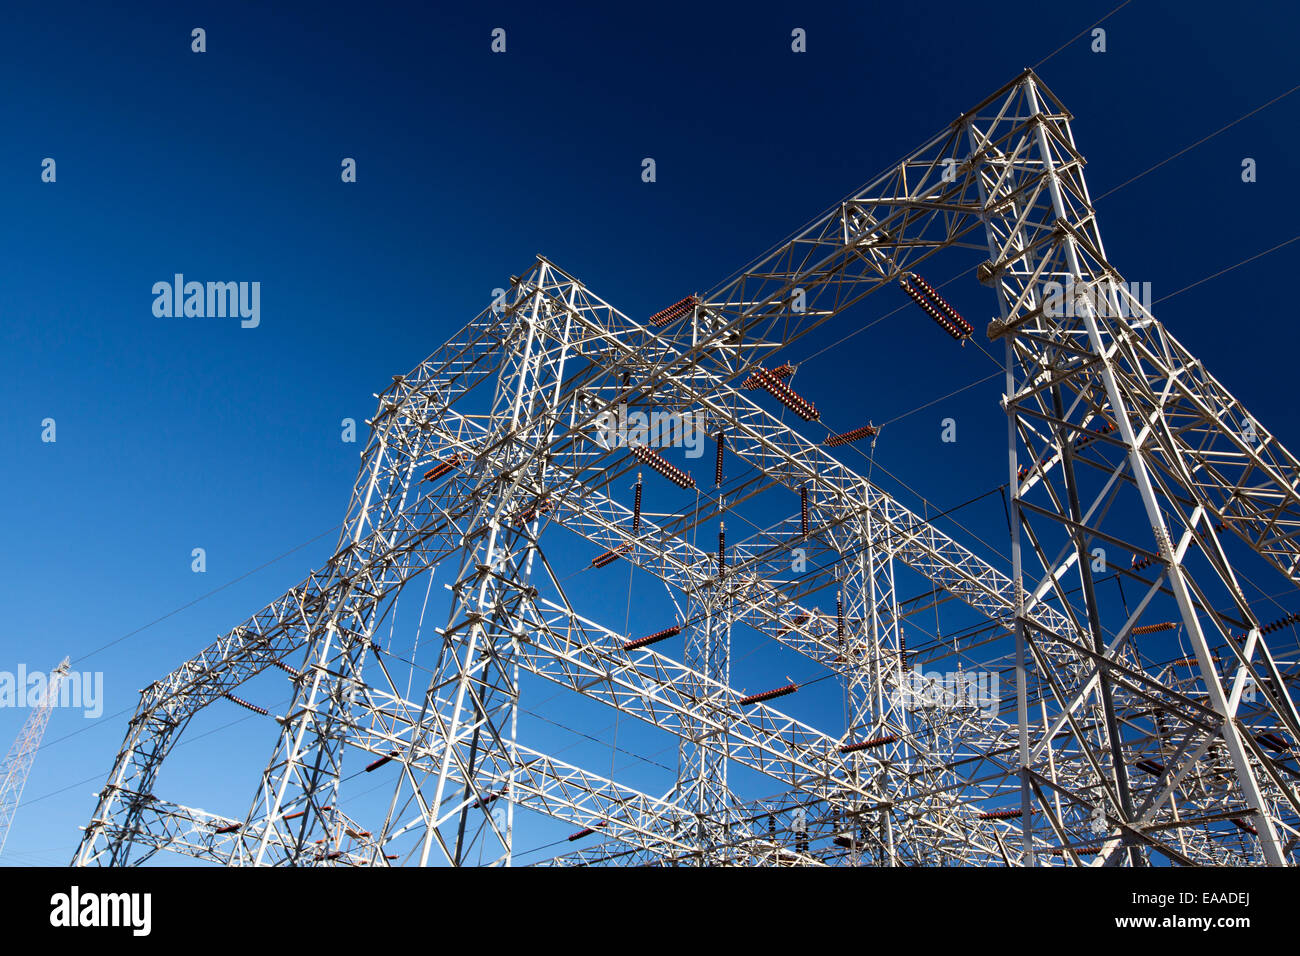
74,71 -> 1300,867
1,657 -> 70,857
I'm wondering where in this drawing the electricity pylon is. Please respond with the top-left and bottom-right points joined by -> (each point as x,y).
0,657 -> 70,857
74,70 -> 1300,866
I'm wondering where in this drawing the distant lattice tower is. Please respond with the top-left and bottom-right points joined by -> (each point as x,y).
0,657 -> 70,856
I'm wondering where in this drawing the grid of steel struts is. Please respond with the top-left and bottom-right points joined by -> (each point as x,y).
74,71 -> 1300,866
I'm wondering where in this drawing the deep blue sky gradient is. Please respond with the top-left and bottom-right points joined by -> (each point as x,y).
2,0 -> 1298,865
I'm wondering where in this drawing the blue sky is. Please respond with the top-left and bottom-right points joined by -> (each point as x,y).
1,0 -> 1297,865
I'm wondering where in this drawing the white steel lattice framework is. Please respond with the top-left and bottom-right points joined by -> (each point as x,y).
1,657 -> 70,857
74,71 -> 1300,866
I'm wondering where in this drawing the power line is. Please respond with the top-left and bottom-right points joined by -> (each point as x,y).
1032,0 -> 1132,69
72,523 -> 342,667
1094,84 -> 1300,202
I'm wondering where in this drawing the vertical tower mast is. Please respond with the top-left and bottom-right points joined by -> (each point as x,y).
0,657 -> 70,857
